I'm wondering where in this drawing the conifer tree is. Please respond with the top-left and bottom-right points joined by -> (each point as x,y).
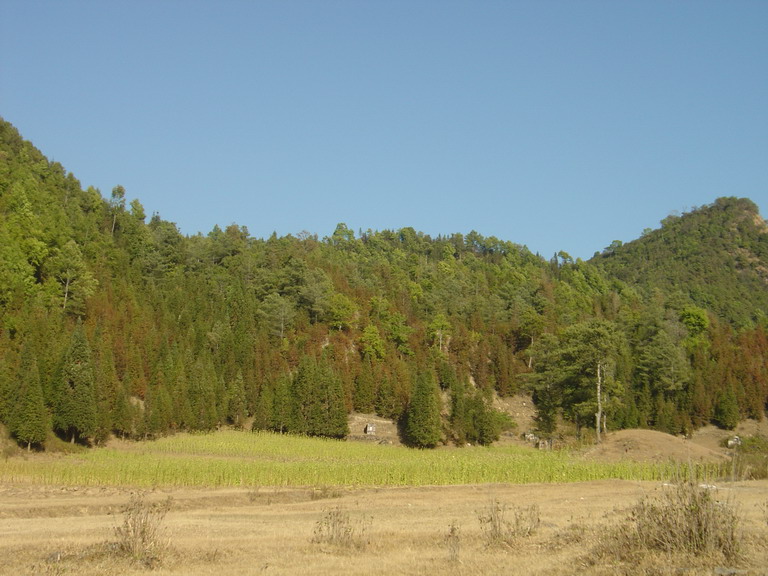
0,356 -> 13,425
270,376 -> 292,433
289,356 -> 315,435
316,357 -> 349,439
251,382 -> 274,432
145,383 -> 173,436
714,385 -> 740,430
112,382 -> 137,439
226,370 -> 247,428
287,356 -> 348,438
404,369 -> 442,448
354,358 -> 376,413
12,350 -> 48,450
53,324 -> 97,443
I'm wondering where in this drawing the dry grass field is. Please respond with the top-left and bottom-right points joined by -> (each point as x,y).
1,418 -> 767,576
1,478 -> 767,576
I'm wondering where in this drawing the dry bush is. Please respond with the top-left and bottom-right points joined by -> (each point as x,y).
478,497 -> 540,548
590,475 -> 743,571
311,505 -> 370,550
113,492 -> 172,567
444,520 -> 461,562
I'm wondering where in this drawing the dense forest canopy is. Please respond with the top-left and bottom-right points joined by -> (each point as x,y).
0,118 -> 766,450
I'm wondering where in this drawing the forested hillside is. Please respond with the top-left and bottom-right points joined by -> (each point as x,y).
593,197 -> 768,327
1,118 -> 766,450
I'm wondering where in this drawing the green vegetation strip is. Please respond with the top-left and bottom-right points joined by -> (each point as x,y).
1,431 -> 713,488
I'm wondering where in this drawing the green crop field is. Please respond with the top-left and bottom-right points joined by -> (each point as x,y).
0,430 -> 716,488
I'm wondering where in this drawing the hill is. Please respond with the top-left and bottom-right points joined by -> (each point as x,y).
592,197 -> 768,327
0,117 -> 766,451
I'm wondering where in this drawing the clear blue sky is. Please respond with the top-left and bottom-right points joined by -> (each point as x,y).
2,1 -> 766,259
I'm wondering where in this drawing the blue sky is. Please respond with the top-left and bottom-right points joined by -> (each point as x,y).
2,1 -> 766,259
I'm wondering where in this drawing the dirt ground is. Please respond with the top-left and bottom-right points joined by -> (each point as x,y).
2,416 -> 767,575
1,478 -> 766,576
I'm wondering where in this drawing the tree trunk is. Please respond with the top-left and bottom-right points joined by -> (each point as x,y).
62,276 -> 71,311
595,361 -> 603,444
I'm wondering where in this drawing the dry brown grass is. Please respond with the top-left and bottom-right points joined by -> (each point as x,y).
586,473 -> 747,575
1,480 -> 766,576
311,504 -> 370,551
443,520 -> 461,563
112,493 -> 172,568
477,497 -> 540,548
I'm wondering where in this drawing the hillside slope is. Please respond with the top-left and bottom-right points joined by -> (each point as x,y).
592,198 -> 768,327
1,118 -> 766,451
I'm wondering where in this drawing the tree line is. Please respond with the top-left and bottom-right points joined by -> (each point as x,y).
0,118 -> 766,450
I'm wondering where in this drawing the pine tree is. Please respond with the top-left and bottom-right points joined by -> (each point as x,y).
251,382 -> 275,432
714,386 -> 740,430
112,382 -> 137,439
0,356 -> 13,425
145,383 -> 173,437
316,359 -> 349,439
53,324 -> 97,443
354,359 -> 376,413
404,370 -> 442,448
270,376 -> 292,433
226,370 -> 247,428
12,350 -> 48,450
289,356 -> 315,435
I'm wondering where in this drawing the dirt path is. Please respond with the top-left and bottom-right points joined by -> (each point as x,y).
1,479 -> 766,576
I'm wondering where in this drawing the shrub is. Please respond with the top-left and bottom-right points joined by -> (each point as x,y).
601,474 -> 742,566
444,520 -> 461,562
311,505 -> 370,550
478,497 -> 540,548
113,492 -> 172,567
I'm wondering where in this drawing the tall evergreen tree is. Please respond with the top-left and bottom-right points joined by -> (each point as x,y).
714,385 -> 740,430
404,369 -> 442,448
53,324 -> 97,443
11,349 -> 48,450
226,370 -> 247,428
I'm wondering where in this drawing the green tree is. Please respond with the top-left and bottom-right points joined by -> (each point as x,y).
327,292 -> 356,331
449,379 -> 502,445
353,358 -> 378,413
298,269 -> 332,323
112,382 -> 138,439
226,370 -> 247,428
288,356 -> 349,438
109,185 -> 126,236
44,240 -> 98,315
315,358 -> 349,438
529,321 -> 623,441
359,324 -> 386,360
270,375 -> 292,433
53,324 -> 97,443
713,386 -> 739,430
259,293 -> 296,339
428,313 -> 452,353
404,370 -> 442,448
560,321 -> 624,441
11,349 -> 48,450
386,312 -> 413,357
527,333 -> 562,436
636,329 -> 690,396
